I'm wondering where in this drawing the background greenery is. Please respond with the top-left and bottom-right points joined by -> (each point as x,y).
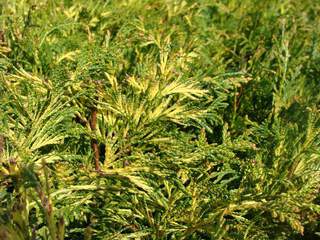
0,0 -> 319,239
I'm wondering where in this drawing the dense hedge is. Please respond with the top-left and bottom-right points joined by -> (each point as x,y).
0,0 -> 319,239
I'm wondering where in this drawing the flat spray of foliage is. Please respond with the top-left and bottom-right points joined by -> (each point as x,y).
0,0 -> 319,239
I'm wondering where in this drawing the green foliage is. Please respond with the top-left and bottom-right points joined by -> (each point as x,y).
0,0 -> 319,239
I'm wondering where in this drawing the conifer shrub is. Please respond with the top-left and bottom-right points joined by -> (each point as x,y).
0,0 -> 319,239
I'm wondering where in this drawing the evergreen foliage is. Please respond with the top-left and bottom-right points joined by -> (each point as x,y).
0,0 -> 319,239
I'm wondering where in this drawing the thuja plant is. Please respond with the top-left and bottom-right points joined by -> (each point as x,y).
0,0 -> 319,239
